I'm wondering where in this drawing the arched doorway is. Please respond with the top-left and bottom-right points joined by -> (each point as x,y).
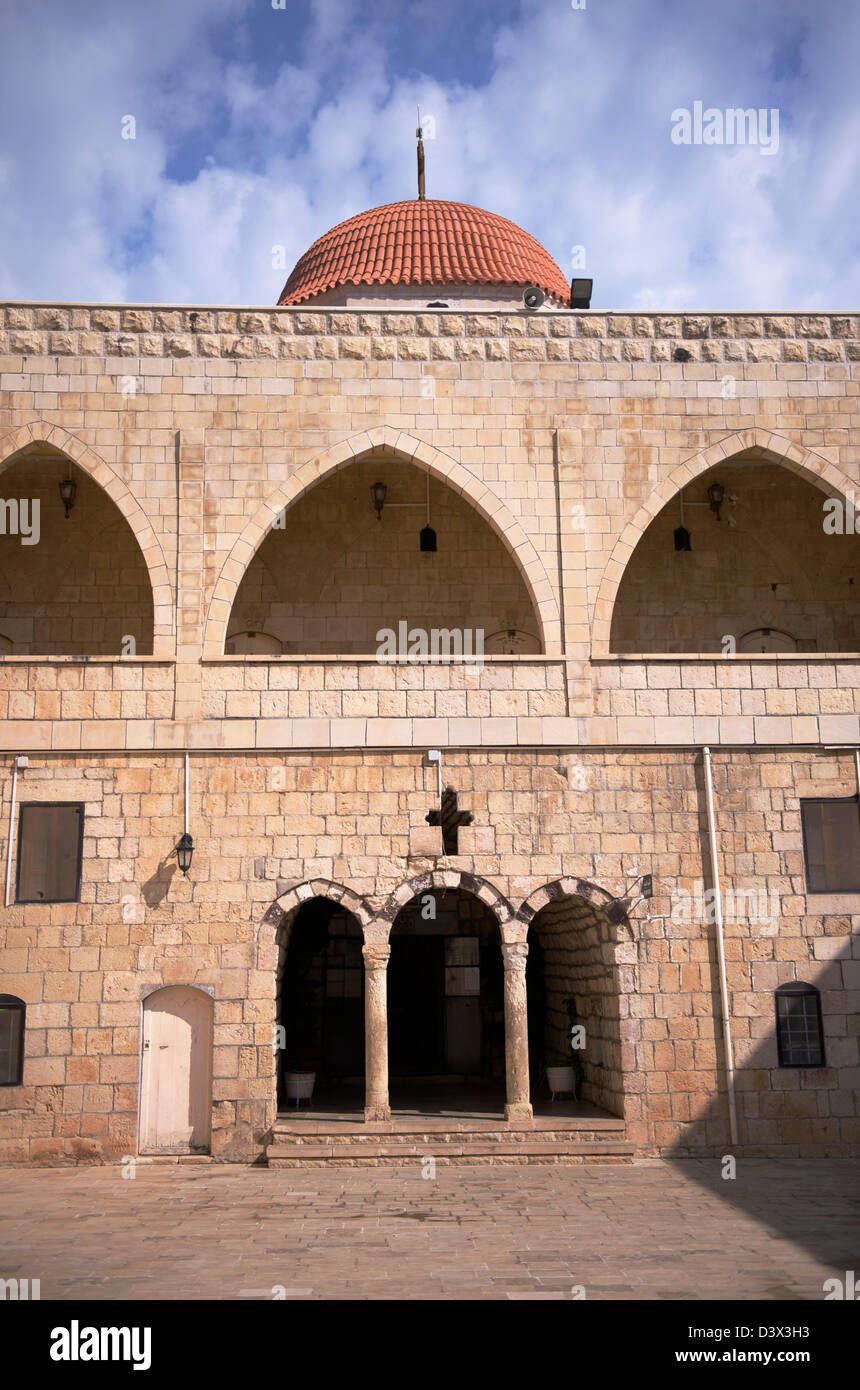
276,897 -> 365,1111
139,986 -> 213,1154
388,889 -> 505,1115
525,891 -> 625,1118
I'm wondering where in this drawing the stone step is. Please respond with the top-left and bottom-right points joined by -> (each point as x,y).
266,1140 -> 634,1167
270,1126 -> 624,1146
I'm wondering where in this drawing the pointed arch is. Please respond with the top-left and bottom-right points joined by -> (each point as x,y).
203,428 -> 561,656
591,430 -> 860,656
0,421 -> 173,655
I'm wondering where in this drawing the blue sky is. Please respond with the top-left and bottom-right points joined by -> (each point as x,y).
0,0 -> 857,308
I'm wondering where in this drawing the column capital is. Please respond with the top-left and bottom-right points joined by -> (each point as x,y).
362,942 -> 391,970
502,940 -> 529,970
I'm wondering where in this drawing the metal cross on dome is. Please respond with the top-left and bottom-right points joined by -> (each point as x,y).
426,786 -> 473,855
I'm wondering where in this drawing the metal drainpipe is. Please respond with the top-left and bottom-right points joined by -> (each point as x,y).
702,746 -> 739,1146
5,756 -> 23,908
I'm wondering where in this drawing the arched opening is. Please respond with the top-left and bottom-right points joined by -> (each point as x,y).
0,445 -> 154,654
276,897 -> 365,1112
225,456 -> 542,654
609,454 -> 860,653
139,985 -> 213,1154
526,892 -> 625,1118
388,888 -> 505,1115
224,629 -> 282,655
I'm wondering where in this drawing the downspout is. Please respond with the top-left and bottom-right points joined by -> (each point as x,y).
5,756 -> 26,908
552,427 -> 570,714
702,746 -> 739,1146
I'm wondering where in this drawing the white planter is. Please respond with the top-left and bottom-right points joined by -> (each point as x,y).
284,1071 -> 316,1106
546,1065 -> 576,1100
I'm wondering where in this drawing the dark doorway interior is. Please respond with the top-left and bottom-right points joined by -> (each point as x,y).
388,935 -> 444,1074
278,897 -> 364,1109
387,890 -> 504,1111
526,933 -> 547,1089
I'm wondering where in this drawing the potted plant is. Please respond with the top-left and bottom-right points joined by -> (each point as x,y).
545,996 -> 585,1100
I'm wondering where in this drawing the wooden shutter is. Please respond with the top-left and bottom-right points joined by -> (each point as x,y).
801,799 -> 860,893
17,804 -> 83,902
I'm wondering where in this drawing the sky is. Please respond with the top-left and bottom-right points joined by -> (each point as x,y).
0,0 -> 857,309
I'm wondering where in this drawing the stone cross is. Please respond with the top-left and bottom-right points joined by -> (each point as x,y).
426,786 -> 473,855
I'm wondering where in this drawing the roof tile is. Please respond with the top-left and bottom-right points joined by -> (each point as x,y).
278,199 -> 570,306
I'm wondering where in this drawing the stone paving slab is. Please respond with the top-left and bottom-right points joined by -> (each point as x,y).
0,1158 -> 857,1302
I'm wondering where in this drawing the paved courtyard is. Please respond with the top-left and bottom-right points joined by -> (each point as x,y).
1,1158 -> 856,1301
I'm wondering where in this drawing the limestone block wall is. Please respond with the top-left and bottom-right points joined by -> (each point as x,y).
0,747 -> 856,1162
0,304 -> 857,748
0,302 -> 857,1162
0,307 -> 857,678
200,657 -> 567,728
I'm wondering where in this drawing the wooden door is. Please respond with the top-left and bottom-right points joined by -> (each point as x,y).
139,986 -> 212,1154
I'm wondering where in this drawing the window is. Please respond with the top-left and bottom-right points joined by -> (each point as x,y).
16,803 -> 84,903
775,983 -> 825,1068
800,798 -> 860,893
0,996 -> 25,1086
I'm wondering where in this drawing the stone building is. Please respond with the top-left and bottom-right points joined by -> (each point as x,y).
0,183 -> 858,1166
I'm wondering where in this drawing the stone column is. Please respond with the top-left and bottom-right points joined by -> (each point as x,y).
362,942 -> 391,1122
502,941 -> 533,1122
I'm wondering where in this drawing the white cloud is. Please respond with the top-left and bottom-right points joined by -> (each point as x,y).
0,0 -> 857,308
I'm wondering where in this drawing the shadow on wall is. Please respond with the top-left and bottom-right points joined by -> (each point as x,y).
656,755 -> 860,1275
142,859 -> 178,909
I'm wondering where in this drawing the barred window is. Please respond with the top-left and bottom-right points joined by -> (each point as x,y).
800,798 -> 860,893
16,803 -> 84,903
0,996 -> 25,1087
775,983 -> 825,1068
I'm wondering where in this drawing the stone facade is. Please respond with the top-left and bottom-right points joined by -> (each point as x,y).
0,303 -> 858,1164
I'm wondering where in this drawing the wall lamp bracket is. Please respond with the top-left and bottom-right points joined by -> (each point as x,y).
173,832 -> 194,876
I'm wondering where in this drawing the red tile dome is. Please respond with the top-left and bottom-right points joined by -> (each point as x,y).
277,199 -> 570,306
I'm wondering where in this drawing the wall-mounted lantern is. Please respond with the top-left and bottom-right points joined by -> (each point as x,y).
173,832 -> 194,876
58,475 -> 76,519
707,481 -> 725,520
370,481 -> 387,520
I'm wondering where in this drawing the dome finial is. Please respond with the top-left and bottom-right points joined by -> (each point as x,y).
416,106 -> 426,201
